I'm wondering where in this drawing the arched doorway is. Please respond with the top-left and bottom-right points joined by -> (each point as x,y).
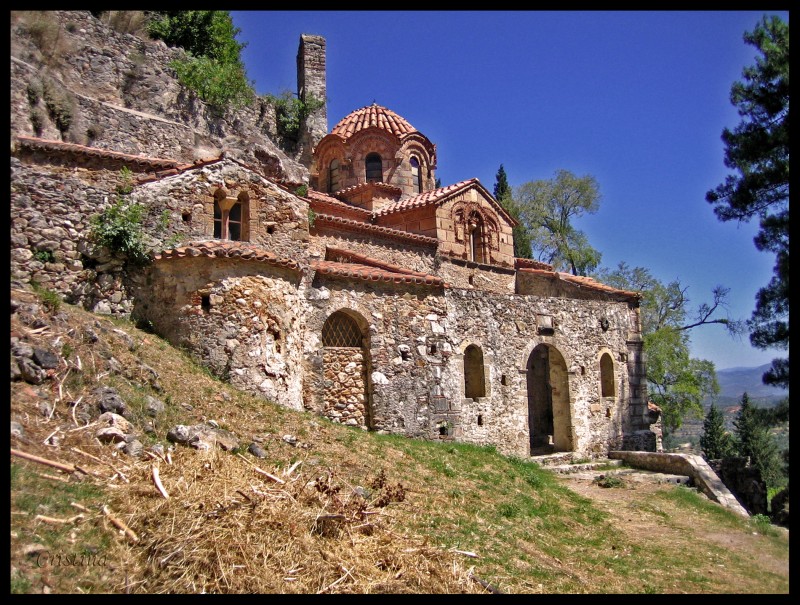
321,310 -> 371,428
527,344 -> 572,455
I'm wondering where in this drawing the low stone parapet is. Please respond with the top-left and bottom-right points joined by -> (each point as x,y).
609,451 -> 749,517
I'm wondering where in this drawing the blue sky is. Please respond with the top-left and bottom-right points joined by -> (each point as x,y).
231,10 -> 788,372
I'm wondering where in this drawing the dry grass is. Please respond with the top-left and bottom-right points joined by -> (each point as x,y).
108,450 -> 484,594
9,284 -> 790,594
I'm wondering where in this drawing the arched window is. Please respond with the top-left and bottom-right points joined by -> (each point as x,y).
365,153 -> 383,182
410,156 -> 423,193
600,352 -> 615,398
468,213 -> 485,263
464,344 -> 486,399
213,191 -> 248,241
322,311 -> 362,347
328,158 -> 340,193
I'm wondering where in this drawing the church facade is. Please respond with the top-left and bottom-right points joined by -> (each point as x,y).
10,23 -> 658,458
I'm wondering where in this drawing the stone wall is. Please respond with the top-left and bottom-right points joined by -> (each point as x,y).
130,159 -> 311,257
10,10 -> 307,184
322,347 -> 368,426
9,158 -> 139,314
132,257 -> 306,410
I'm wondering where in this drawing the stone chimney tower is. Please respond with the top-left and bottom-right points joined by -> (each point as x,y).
297,34 -> 327,169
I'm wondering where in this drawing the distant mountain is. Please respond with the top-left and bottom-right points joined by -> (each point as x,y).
714,363 -> 788,401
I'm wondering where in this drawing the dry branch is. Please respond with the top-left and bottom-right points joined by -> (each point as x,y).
102,505 -> 139,543
152,466 -> 170,499
71,446 -> 130,483
35,513 -> 85,525
35,472 -> 71,483
236,452 -> 286,484
11,447 -> 76,474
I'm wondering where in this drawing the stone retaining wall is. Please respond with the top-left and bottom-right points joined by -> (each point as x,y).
609,451 -> 750,517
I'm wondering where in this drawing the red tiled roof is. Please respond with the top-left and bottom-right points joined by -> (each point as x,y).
312,260 -> 445,288
325,246 -> 437,280
153,240 -> 301,271
518,268 -> 641,300
14,136 -> 223,175
306,190 -> 372,219
313,213 -> 439,247
330,103 -> 417,140
374,178 -> 518,227
515,257 -> 554,271
335,181 -> 403,199
374,179 -> 476,216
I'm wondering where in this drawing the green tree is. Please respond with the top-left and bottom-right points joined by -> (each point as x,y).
733,392 -> 784,488
593,262 -> 744,436
493,164 -> 511,201
700,402 -> 734,461
147,11 -> 254,111
514,169 -> 602,275
493,165 -> 532,259
706,15 -> 789,389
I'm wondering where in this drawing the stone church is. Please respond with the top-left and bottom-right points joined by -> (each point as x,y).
10,13 -> 660,459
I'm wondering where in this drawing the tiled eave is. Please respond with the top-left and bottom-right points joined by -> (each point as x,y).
325,246 -> 441,281
14,136 -> 222,178
375,178 -> 518,227
515,257 -> 554,271
307,190 -> 373,220
518,268 -> 641,301
313,213 -> 439,248
335,181 -> 403,200
153,240 -> 301,272
312,260 -> 446,288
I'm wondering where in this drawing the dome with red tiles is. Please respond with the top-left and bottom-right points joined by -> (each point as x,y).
330,103 -> 418,140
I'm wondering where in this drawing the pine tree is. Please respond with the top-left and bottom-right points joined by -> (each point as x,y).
706,16 -> 789,388
493,165 -> 532,259
733,392 -> 783,487
700,402 -> 733,461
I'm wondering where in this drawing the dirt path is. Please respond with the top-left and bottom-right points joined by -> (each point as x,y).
554,472 -> 789,590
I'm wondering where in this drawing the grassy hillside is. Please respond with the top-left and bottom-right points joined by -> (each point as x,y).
9,284 -> 789,594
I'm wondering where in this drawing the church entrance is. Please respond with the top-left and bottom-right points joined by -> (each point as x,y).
527,344 -> 573,455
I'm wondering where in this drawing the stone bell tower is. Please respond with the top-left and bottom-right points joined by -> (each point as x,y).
297,34 -> 327,168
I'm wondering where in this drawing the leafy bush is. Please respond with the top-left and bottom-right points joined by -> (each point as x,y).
295,184 -> 308,198
147,11 -> 254,112
266,91 -> 325,144
41,77 -> 75,134
170,56 -> 254,111
116,166 -> 134,195
30,281 -> 61,313
90,198 -> 150,265
33,249 -> 56,263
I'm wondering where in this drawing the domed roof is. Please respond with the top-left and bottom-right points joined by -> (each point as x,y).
330,103 -> 418,140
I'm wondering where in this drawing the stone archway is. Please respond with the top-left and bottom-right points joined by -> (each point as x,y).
527,344 -> 573,455
321,310 -> 371,428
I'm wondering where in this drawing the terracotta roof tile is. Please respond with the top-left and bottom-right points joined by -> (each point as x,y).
16,136 -> 182,170
334,181 -> 402,199
312,260 -> 445,288
15,136 -> 223,178
374,178 -> 477,216
373,178 -> 518,227
307,190 -> 373,219
330,104 -> 418,141
518,268 -> 641,300
153,240 -> 301,271
313,213 -> 439,247
325,246 -> 437,280
515,257 -> 554,271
